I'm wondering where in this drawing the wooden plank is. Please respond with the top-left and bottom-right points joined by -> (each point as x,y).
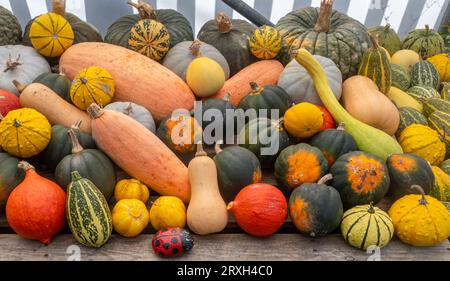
85,0 -> 133,36
397,0 -> 427,39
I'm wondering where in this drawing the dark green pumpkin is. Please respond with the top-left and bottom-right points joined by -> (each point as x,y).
0,5 -> 22,46
402,25 -> 445,59
391,64 -> 411,91
440,159 -> 450,175
214,144 -> 262,202
330,151 -> 390,209
33,73 -> 72,102
274,143 -> 328,194
410,60 -> 441,90
386,153 -> 434,200
198,13 -> 256,76
0,152 -> 25,209
395,107 -> 428,137
309,124 -> 358,166
55,129 -> 115,200
368,24 -> 401,56
289,175 -> 343,237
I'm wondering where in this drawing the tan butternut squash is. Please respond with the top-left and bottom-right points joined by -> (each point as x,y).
187,144 -> 228,235
207,60 -> 284,106
87,104 -> 190,203
59,42 -> 195,122
14,81 -> 91,134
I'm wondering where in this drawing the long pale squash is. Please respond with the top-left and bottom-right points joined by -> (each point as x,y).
87,104 -> 191,203
59,42 -> 195,122
295,49 -> 403,161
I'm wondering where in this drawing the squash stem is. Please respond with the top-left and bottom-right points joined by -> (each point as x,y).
318,174 -> 333,185
368,202 -> 375,214
17,161 -> 35,172
384,24 -> 391,31
226,201 -> 234,211
87,103 -> 105,119
410,185 -> 428,205
4,54 -> 22,73
216,13 -> 232,33
71,119 -> 83,131
71,171 -> 83,182
123,102 -> 134,115
337,123 -> 346,131
249,82 -> 263,95
52,0 -> 66,15
369,34 -> 380,49
12,80 -> 26,93
223,92 -> 232,102
314,0 -> 333,33
128,0 -> 157,20
68,129 -> 84,154
190,40 -> 202,57
195,143 -> 208,157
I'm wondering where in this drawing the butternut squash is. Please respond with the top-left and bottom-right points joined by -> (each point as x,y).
14,81 -> 91,134
206,60 -> 284,106
87,104 -> 190,203
59,42 -> 195,122
187,144 -> 228,235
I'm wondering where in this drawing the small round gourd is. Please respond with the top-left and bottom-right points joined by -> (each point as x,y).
283,103 -> 323,139
402,25 -> 445,59
112,199 -> 149,238
149,196 -> 187,231
114,179 -> 150,203
430,166 -> 450,202
249,25 -> 282,60
105,102 -> 156,133
391,50 -> 420,71
186,57 -> 225,98
128,19 -> 170,61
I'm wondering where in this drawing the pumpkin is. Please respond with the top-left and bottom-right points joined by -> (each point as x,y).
105,102 -> 155,133
186,57 -> 225,98
391,64 -> 411,91
0,108 -> 51,158
309,123 -> 358,166
330,151 -> 390,209
162,40 -> 230,81
227,183 -> 287,237
410,60 -> 441,90
395,107 -> 428,138
342,76 -> 400,136
33,72 -> 71,102
105,0 -> 193,49
442,82 -> 450,101
289,174 -> 343,237
274,143 -> 328,194
391,50 -> 421,71
214,144 -> 262,203
55,129 -> 116,200
0,89 -> 20,116
388,185 -> 450,246
0,45 -> 51,95
402,25 -> 446,59
407,86 -> 440,101
428,110 -> 450,156
440,159 -> 450,175
198,12 -> 256,76
423,97 -> 450,116
248,25 -> 282,60
6,162 -> 65,244
295,49 -> 403,161
112,199 -> 149,238
0,153 -> 25,209
128,19 -> 170,61
0,5 -> 22,46
358,35 -> 392,94
387,87 -> 423,113
341,203 -> 394,250
114,179 -> 149,203
316,105 -> 335,131
29,12 -> 74,58
427,53 -> 450,82
66,171 -> 112,248
430,166 -> 450,201
284,103 -> 323,139
201,93 -> 238,143
59,42 -> 195,122
368,24 -> 401,56
399,124 -> 445,166
207,60 -> 284,106
149,196 -> 186,230
278,55 -> 342,106
87,104 -> 191,202
70,66 -> 115,110
275,0 -> 371,79
387,153 -> 435,199
238,83 -> 293,120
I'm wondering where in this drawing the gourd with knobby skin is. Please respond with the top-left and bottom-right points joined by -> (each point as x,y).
402,25 -> 445,59
0,89 -> 20,116
368,24 -> 401,56
186,56 -> 225,98
430,166 -> 450,202
114,179 -> 149,203
105,102 -> 155,133
248,25 -> 282,60
0,6 -> 22,46
283,103 -> 324,139
427,53 -> 450,82
112,199 -> 149,238
149,196 -> 186,230
391,50 -> 420,71
387,87 -> 423,113
128,19 -> 170,61
0,153 -> 25,209
33,72 -> 72,102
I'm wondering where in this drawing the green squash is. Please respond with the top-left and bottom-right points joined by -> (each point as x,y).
66,171 -> 112,248
386,153 -> 435,199
55,129 -> 116,200
402,25 -> 445,59
410,60 -> 441,90
407,85 -> 440,102
0,5 -> 22,46
442,82 -> 450,101
33,73 -> 72,102
330,151 -> 390,209
0,152 -> 25,209
368,24 -> 402,56
395,107 -> 428,138
289,174 -> 343,237
214,144 -> 262,202
423,98 -> 450,116
430,166 -> 450,202
391,64 -> 411,91
440,159 -> 450,175
428,110 -> 450,156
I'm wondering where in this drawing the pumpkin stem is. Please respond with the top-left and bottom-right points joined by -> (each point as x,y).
214,140 -> 224,154
12,80 -> 26,93
425,24 -> 430,34
410,185 -> 429,205
68,129 -> 84,154
52,0 -> 66,15
123,102 -> 134,115
216,13 -> 232,33
195,142 -> 208,157
337,122 -> 346,131
190,40 -> 202,57
314,0 -> 333,33
318,174 -> 333,185
71,119 -> 82,131
223,92 -> 232,102
4,54 -> 21,72
384,24 -> 391,31
70,171 -> 83,182
87,103 -> 105,119
369,34 -> 380,49
249,82 -> 263,95
367,202 -> 375,214
226,201 -> 234,211
128,0 -> 157,20
80,77 -> 88,84
17,161 -> 35,172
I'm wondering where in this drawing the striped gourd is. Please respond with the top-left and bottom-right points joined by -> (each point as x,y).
340,203 -> 394,250
402,25 -> 445,59
358,35 -> 392,94
66,171 -> 112,248
423,98 -> 450,116
391,64 -> 411,91
441,159 -> 450,175
368,24 -> 402,56
128,19 -> 170,61
442,82 -> 450,101
407,86 -> 440,102
430,166 -> 450,202
396,107 -> 428,137
427,53 -> 450,82
428,110 -> 450,156
410,60 -> 441,90
249,25 -> 282,60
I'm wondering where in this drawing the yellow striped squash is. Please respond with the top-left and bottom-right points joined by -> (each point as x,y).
249,25 -> 282,60
427,53 -> 450,82
431,166 -> 450,202
128,19 -> 170,61
29,12 -> 74,57
428,110 -> 450,156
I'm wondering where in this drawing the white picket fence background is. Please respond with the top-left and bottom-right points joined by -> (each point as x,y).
1,0 -> 448,38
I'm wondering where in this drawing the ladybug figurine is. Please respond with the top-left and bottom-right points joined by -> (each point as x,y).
152,227 -> 194,258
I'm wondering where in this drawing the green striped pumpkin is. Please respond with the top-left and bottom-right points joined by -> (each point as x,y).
66,171 -> 112,248
391,64 -> 411,91
423,98 -> 450,116
442,82 -> 450,101
368,24 -> 402,56
441,159 -> 450,175
396,107 -> 428,137
428,110 -> 450,156
402,25 -> 445,59
410,60 -> 441,90
407,86 -> 440,102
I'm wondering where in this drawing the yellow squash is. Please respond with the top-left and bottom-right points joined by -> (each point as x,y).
186,57 -> 225,98
427,53 -> 450,82
387,87 -> 423,113
149,196 -> 186,230
391,50 -> 420,71
114,178 -> 149,203
112,199 -> 149,238
283,103 -> 323,139
249,25 -> 282,60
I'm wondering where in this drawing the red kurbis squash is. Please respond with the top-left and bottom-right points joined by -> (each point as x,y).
0,89 -> 20,116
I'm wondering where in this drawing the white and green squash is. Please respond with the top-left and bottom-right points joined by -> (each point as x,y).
407,86 -> 440,102
391,64 -> 411,91
410,60 -> 441,90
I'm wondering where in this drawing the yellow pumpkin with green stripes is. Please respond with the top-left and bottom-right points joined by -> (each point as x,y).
29,12 -> 74,57
249,25 -> 282,60
128,19 -> 170,61
431,166 -> 450,202
70,66 -> 115,110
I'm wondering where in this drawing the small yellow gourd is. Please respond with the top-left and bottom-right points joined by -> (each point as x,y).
149,196 -> 186,230
186,57 -> 225,98
112,199 -> 149,238
70,66 -> 115,110
283,102 -> 323,139
114,179 -> 149,203
430,166 -> 450,202
389,185 -> 450,247
249,25 -> 282,60
427,53 -> 450,82
392,50 -> 420,71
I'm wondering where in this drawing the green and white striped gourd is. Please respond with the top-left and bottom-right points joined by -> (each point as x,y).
396,107 -> 428,138
391,64 -> 411,91
407,86 -> 440,102
442,82 -> 450,101
402,25 -> 445,59
423,98 -> 450,116
410,60 -> 441,90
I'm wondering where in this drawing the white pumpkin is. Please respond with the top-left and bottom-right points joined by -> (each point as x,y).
162,40 -> 230,81
0,45 -> 51,95
278,55 -> 342,106
104,102 -> 156,133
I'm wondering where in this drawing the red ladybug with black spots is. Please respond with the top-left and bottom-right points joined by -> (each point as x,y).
152,227 -> 194,258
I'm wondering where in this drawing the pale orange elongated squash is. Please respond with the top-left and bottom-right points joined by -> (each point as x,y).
14,81 -> 91,134
59,42 -> 195,122
87,104 -> 190,203
206,60 -> 284,106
